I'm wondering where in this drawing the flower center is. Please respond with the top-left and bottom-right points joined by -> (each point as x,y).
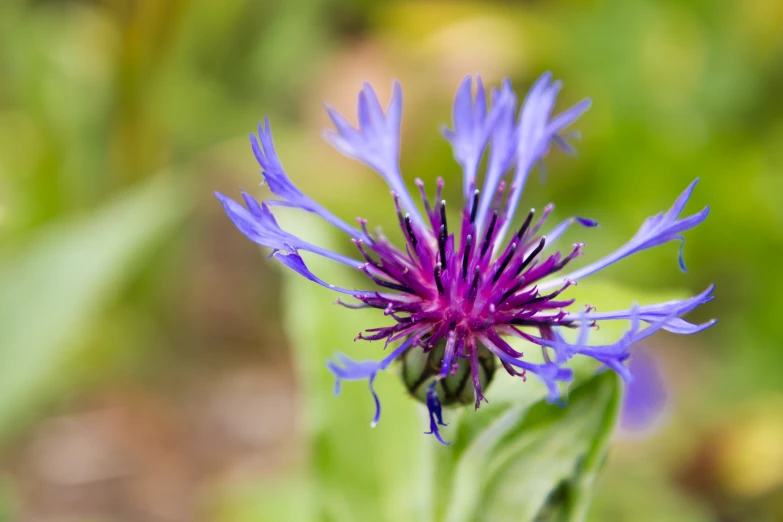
351,181 -> 585,350
400,339 -> 497,407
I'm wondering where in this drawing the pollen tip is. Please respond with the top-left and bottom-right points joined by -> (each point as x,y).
578,217 -> 599,227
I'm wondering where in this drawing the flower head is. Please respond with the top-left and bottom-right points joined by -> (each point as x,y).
216,74 -> 714,444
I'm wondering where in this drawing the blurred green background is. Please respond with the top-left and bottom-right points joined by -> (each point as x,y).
0,0 -> 781,520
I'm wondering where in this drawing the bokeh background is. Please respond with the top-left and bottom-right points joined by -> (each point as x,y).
1,0 -> 782,520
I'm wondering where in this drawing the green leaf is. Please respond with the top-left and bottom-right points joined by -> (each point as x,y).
562,373 -> 623,522
0,174 -> 191,437
440,398 -> 539,522
427,371 -> 619,522
477,371 -> 621,522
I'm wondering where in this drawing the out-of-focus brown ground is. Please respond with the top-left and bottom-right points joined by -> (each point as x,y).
2,197 -> 300,522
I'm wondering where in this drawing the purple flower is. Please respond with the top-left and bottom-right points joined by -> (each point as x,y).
216,74 -> 715,444
620,350 -> 668,432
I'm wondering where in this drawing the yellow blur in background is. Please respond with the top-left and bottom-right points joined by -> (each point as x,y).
0,0 -> 782,521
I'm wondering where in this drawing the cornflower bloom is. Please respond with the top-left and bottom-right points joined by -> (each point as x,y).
216,73 -> 715,444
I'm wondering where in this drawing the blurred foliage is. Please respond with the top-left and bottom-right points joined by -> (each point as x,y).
0,174 -> 191,437
0,0 -> 781,520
